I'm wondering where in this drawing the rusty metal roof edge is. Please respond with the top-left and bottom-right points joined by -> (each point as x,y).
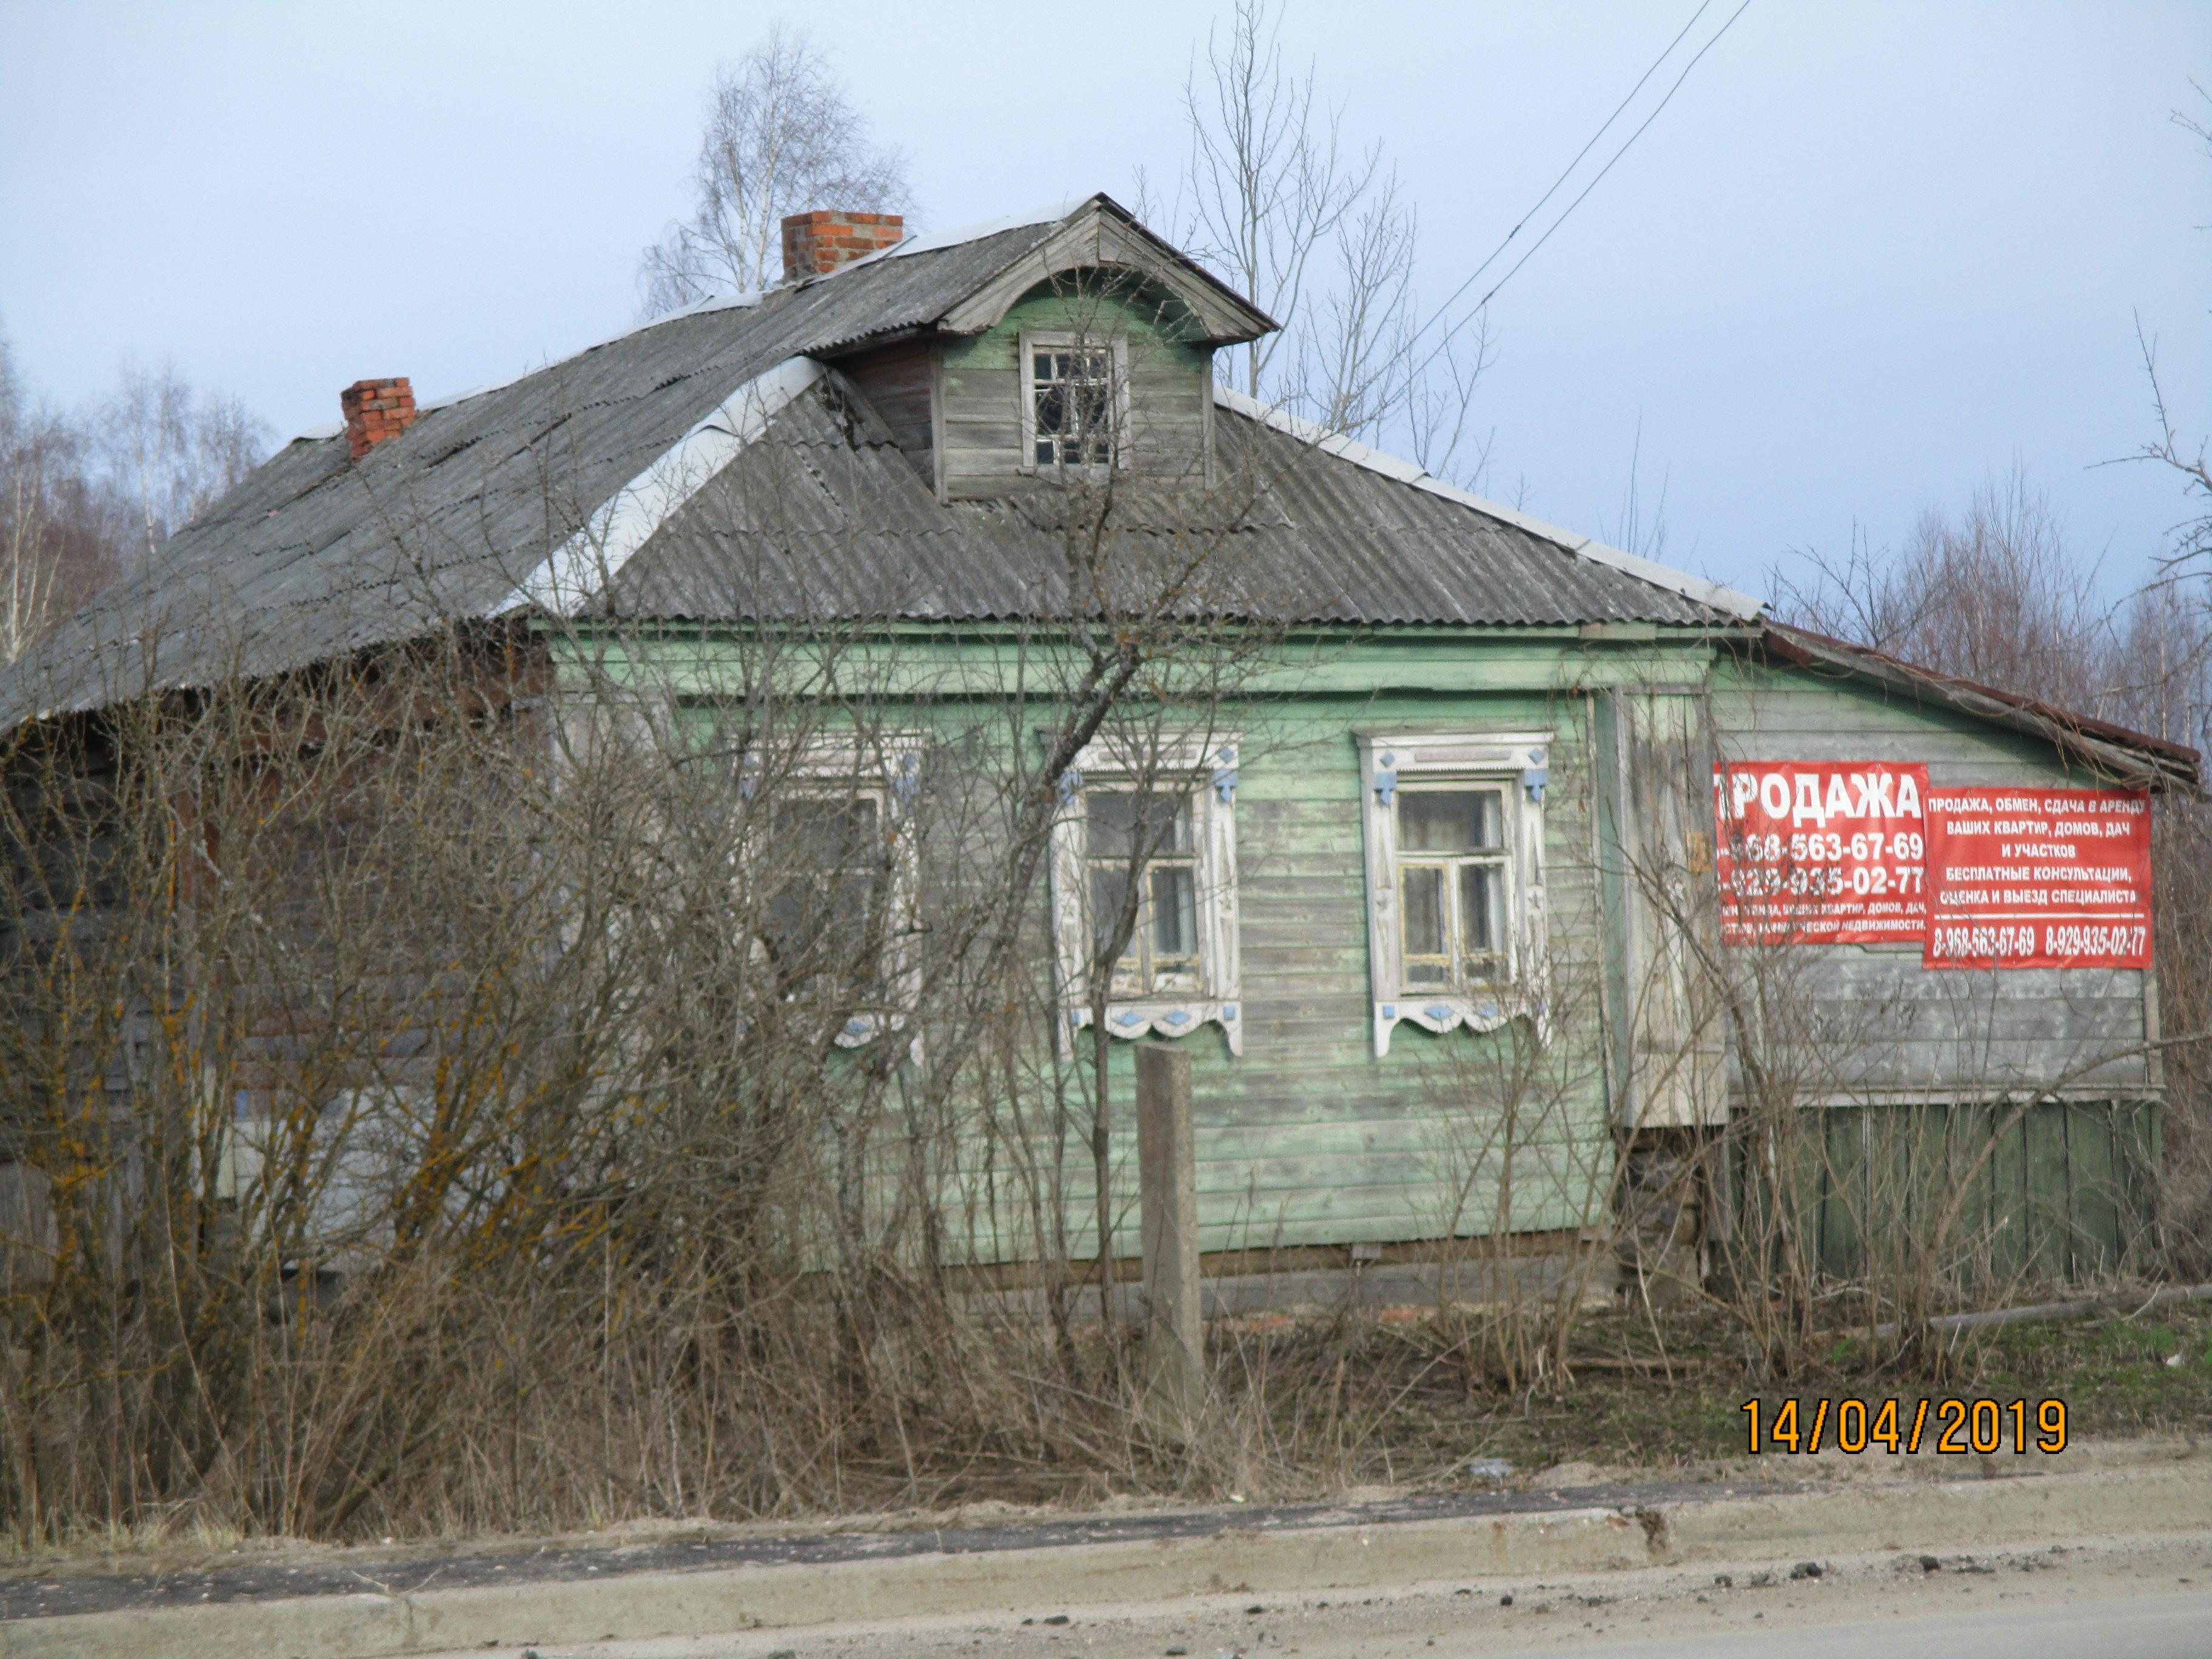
1212,385 -> 1765,622
1757,622 -> 2205,794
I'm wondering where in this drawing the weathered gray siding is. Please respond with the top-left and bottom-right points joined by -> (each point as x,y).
1710,660 -> 2155,1098
1594,687 -> 1730,1129
939,281 -> 1212,500
835,338 -> 935,480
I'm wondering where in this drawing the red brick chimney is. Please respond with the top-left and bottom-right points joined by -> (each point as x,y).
780,211 -> 904,283
340,377 -> 418,460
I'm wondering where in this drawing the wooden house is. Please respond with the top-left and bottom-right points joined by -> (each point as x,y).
2,196 -> 2195,1296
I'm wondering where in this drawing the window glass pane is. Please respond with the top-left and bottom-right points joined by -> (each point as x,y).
1460,862 -> 1503,956
1150,793 -> 1192,854
1087,791 -> 1136,859
1087,789 -> 1189,857
765,797 -> 880,971
1031,344 -> 1116,465
1088,868 -> 1134,953
1399,789 -> 1504,853
1401,865 -> 1445,957
771,795 -> 877,851
1151,866 -> 1196,960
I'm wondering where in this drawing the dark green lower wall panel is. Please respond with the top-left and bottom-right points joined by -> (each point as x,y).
1729,1098 -> 2163,1292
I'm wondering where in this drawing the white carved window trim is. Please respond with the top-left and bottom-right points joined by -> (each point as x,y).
1356,729 -> 1552,1056
743,734 -> 927,1053
1017,330 -> 1131,475
1048,732 -> 1242,1055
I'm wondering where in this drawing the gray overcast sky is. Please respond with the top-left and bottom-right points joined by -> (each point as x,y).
2,1 -> 2207,603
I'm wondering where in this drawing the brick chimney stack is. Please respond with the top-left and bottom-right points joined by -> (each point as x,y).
780,211 -> 904,284
340,378 -> 418,460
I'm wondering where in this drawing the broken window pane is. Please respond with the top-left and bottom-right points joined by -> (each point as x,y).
1032,343 -> 1116,467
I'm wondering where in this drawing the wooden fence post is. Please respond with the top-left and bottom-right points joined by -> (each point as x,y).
1136,1043 -> 1203,1427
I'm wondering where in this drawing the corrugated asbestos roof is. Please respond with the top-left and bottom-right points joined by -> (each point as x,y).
0,198 -> 1743,725
598,375 -> 1733,629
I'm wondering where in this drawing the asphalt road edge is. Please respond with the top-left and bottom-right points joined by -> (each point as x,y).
5,1463 -> 2208,1659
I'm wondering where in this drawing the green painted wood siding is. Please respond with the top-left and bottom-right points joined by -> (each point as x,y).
1034,689 -> 1614,1262
568,628 -> 1690,1265
558,615 -> 2166,1272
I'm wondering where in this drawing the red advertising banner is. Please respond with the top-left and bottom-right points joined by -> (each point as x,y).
1923,788 -> 2153,969
1714,762 -> 1931,945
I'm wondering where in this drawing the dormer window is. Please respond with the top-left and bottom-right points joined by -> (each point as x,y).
1021,332 -> 1128,471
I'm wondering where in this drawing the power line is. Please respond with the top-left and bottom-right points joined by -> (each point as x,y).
1407,1 -> 1714,349
1407,0 -> 1755,378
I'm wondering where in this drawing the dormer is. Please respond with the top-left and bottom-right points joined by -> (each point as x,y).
815,195 -> 1275,502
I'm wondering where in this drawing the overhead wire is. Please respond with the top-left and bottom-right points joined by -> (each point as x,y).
1406,1 -> 1715,347
1402,0 -> 1757,381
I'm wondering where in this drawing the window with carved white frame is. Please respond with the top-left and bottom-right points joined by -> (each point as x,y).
1048,733 -> 1242,1054
1356,730 -> 1551,1056
1019,331 -> 1130,472
737,735 -> 926,1053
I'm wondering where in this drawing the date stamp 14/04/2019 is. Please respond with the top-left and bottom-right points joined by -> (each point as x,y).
1741,1396 -> 2068,1456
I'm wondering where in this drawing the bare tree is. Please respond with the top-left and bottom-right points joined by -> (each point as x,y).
638,26 -> 912,316
1162,0 -> 1490,482
2113,84 -> 2212,581
1772,471 -> 2121,716
95,358 -> 269,565
0,332 -> 270,663
0,336 -> 118,663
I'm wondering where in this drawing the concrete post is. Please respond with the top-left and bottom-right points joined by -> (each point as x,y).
1135,1043 -> 1203,1427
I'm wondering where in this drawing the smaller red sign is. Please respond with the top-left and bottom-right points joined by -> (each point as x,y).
1714,762 -> 1931,945
1923,788 -> 2152,969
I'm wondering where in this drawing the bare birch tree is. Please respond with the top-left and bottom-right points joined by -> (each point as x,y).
0,333 -> 269,660
0,339 -> 114,663
95,358 -> 268,565
638,26 -> 913,315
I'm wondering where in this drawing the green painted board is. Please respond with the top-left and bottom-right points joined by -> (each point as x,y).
2021,1102 -> 2072,1285
2064,1102 -> 2120,1281
1819,1108 -> 1866,1280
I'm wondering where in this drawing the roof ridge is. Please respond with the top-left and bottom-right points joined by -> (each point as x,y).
280,212 -> 1091,446
494,355 -> 826,617
1211,384 -> 1763,622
